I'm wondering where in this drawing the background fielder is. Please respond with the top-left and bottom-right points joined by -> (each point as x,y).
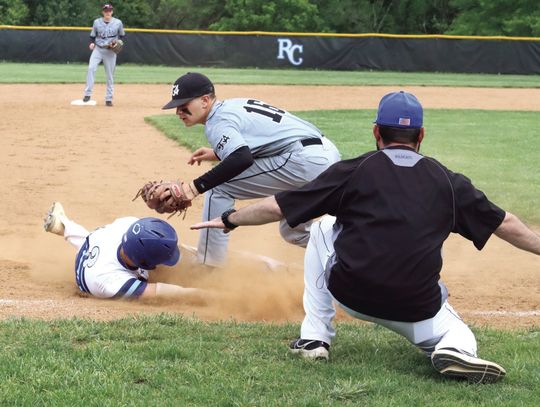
83,3 -> 125,107
43,202 -> 198,299
154,72 -> 341,266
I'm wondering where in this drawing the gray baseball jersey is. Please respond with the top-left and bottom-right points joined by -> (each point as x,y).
90,17 -> 125,48
205,98 -> 323,159
197,98 -> 342,266
84,17 -> 124,102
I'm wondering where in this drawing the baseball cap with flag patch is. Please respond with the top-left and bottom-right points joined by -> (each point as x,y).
162,72 -> 215,110
374,91 -> 423,129
102,3 -> 113,10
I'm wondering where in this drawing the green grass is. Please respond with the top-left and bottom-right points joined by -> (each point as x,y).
1,62 -> 540,87
146,108 -> 540,225
0,316 -> 538,406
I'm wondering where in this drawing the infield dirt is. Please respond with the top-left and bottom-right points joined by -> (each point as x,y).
0,84 -> 538,328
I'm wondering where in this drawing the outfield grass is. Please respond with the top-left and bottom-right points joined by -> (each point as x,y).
0,316 -> 538,406
1,62 -> 540,87
146,108 -> 540,225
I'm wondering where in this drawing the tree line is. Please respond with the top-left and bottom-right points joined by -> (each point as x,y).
1,0 -> 538,37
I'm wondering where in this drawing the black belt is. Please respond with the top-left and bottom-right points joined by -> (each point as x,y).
300,138 -> 323,147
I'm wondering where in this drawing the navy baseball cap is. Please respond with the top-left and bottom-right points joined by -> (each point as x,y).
102,4 -> 113,10
162,72 -> 215,110
374,91 -> 423,129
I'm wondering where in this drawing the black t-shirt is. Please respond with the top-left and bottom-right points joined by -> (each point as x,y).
275,146 -> 505,322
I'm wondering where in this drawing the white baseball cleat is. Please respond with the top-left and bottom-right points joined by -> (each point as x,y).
43,202 -> 67,236
431,348 -> 506,384
289,338 -> 330,360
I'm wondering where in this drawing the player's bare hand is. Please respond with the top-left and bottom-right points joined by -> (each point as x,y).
89,43 -> 95,50
188,148 -> 218,165
191,217 -> 231,233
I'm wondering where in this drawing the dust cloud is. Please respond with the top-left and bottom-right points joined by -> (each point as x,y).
148,249 -> 306,322
18,230 -> 307,322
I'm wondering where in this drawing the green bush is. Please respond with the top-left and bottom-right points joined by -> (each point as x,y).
28,0 -> 96,26
448,0 -> 540,36
0,0 -> 29,25
153,0 -> 223,30
210,0 -> 324,32
5,0 -> 540,36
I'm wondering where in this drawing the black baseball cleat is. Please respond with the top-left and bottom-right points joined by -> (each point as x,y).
431,348 -> 506,384
289,338 -> 330,360
106,101 -> 113,107
83,96 -> 91,102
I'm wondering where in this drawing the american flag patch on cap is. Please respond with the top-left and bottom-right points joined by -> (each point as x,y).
398,117 -> 411,126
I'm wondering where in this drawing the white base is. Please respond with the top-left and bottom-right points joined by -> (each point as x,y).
71,99 -> 97,106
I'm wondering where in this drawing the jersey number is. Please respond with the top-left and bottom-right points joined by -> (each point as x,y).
243,99 -> 285,123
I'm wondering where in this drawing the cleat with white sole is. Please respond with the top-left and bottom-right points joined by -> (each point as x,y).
289,338 -> 330,360
431,348 -> 506,384
43,202 -> 67,236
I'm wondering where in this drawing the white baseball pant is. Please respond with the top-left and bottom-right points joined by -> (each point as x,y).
62,218 -> 90,250
301,215 -> 478,357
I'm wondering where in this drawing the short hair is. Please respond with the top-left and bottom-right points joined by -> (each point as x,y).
378,125 -> 421,145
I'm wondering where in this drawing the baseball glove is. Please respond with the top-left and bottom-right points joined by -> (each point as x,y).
133,180 -> 193,218
108,39 -> 124,54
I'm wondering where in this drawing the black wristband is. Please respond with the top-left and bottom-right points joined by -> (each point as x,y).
221,209 -> 238,230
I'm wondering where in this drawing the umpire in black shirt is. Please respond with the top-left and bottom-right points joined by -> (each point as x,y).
192,91 -> 540,383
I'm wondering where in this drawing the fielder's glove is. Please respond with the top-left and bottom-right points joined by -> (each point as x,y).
133,180 -> 195,217
108,39 -> 124,54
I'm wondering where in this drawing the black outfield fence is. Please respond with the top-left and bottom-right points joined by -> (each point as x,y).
1,26 -> 539,74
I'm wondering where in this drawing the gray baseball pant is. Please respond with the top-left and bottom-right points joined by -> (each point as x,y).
197,137 -> 341,266
84,47 -> 117,102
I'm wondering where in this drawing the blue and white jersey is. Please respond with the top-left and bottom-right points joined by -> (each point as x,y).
205,98 -> 323,160
90,17 -> 125,48
75,217 -> 148,299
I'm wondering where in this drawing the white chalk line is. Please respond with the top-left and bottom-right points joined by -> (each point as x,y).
468,310 -> 540,317
0,299 -> 539,317
0,299 -> 75,306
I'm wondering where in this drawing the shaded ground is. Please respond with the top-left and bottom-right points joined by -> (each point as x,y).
0,84 -> 538,328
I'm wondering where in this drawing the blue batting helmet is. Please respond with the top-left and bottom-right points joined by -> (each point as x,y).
121,218 -> 180,270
